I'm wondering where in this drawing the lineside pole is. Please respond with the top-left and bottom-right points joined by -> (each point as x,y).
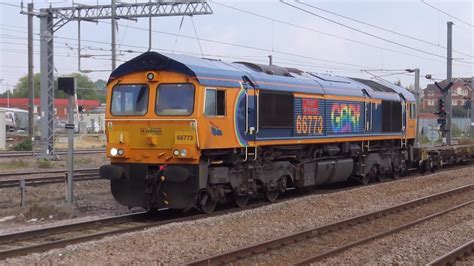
27,3 -> 34,140
111,0 -> 116,70
414,68 -> 420,148
148,0 -> 152,51
471,77 -> 474,138
446,21 -> 453,146
78,20 -> 81,71
65,81 -> 76,205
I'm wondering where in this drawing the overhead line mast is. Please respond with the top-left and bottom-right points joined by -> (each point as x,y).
21,0 -> 213,159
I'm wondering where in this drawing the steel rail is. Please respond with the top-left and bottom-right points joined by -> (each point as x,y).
294,201 -> 473,265
0,168 -> 99,178
0,173 -> 100,189
0,149 -> 105,158
0,156 -> 471,260
427,240 -> 474,266
188,184 -> 474,265
0,198 -> 286,260
0,212 -> 150,260
0,169 -> 100,189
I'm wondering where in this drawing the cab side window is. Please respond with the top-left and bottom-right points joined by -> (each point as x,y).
205,88 -> 226,116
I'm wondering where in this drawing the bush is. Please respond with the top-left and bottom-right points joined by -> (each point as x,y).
37,159 -> 54,169
0,159 -> 29,170
12,139 -> 32,151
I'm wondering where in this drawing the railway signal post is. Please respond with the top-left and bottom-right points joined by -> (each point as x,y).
446,21 -> 453,146
58,77 -> 76,205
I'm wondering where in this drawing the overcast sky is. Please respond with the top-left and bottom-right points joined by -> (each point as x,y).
0,0 -> 473,94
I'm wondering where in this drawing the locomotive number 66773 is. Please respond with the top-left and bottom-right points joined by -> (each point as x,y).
100,51 -> 417,213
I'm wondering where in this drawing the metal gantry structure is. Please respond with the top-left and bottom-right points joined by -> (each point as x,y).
25,1 -> 212,159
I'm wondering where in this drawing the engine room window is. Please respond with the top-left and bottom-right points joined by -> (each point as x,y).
410,103 -> 416,119
259,91 -> 294,128
205,89 -> 226,116
111,84 -> 149,116
156,83 -> 195,116
381,101 -> 402,132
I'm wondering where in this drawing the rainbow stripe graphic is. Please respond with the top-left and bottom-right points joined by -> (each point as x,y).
234,87 -> 248,147
330,103 -> 362,133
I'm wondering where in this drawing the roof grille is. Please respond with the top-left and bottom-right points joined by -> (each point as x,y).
350,78 -> 397,93
233,62 -> 299,77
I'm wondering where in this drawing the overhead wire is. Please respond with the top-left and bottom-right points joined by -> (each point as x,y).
211,2 -> 468,67
1,28 -> 366,76
24,17 -> 371,71
171,16 -> 185,53
0,2 -> 21,8
296,0 -> 473,58
102,20 -> 374,69
1,3 -> 470,82
280,0 -> 474,65
420,0 -> 473,28
191,16 -> 204,56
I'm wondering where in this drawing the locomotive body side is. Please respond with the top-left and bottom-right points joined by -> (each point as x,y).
100,51 -> 418,212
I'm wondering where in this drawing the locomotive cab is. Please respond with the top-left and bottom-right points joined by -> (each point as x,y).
101,69 -> 207,211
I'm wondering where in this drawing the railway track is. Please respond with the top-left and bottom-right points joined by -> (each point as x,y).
0,211 -> 151,260
0,168 -> 100,189
428,240 -> 474,266
188,184 -> 474,265
0,197 -> 294,260
0,149 -> 105,158
0,162 -> 471,260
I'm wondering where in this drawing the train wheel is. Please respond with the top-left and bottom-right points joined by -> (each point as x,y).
379,165 -> 393,182
199,192 -> 217,214
418,161 -> 427,174
429,159 -> 437,173
234,192 -> 250,208
392,166 -> 402,180
265,190 -> 279,202
368,165 -> 379,183
359,174 -> 370,186
399,161 -> 408,177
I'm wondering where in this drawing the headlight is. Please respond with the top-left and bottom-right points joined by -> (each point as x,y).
117,149 -> 124,156
180,149 -> 187,157
173,149 -> 179,156
147,72 -> 154,81
110,148 -> 118,156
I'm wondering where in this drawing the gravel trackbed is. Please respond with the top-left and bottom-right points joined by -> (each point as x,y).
4,165 -> 474,264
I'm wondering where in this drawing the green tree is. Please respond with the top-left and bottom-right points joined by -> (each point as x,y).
0,73 -> 41,98
94,79 -> 107,90
94,79 -> 107,103
0,73 -> 101,101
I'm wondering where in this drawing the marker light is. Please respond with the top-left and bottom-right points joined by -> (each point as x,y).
146,72 -> 155,81
180,149 -> 187,157
117,149 -> 124,156
173,149 -> 180,156
110,148 -> 118,156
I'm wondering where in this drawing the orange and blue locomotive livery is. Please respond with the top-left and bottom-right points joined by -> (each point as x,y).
100,51 -> 417,213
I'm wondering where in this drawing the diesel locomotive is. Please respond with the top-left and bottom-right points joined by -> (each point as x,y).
100,51 -> 418,213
